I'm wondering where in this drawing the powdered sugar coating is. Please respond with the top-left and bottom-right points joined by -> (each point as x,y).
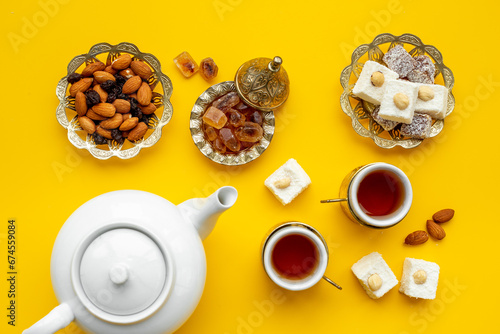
372,106 -> 399,131
383,45 -> 417,78
400,113 -> 432,139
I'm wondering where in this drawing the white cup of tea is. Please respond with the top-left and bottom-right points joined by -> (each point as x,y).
262,222 -> 341,291
321,162 -> 412,228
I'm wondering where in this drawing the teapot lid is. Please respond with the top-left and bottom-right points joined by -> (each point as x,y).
234,56 -> 290,112
75,228 -> 172,322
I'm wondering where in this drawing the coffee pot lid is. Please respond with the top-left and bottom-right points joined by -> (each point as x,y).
234,56 -> 290,112
77,228 -> 168,319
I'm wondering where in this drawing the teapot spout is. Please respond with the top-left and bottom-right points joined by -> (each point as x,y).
178,186 -> 238,240
23,303 -> 74,334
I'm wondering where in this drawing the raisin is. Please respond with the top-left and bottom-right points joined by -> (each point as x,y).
117,93 -> 129,100
101,80 -> 117,93
85,90 -> 100,107
114,74 -> 127,88
67,73 -> 82,84
111,129 -> 123,143
93,133 -> 107,145
106,92 -> 117,103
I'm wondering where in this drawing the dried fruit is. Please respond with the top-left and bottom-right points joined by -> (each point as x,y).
219,128 -> 240,152
404,230 -> 429,245
130,60 -> 152,80
394,93 -> 410,110
128,122 -> 148,141
93,71 -> 116,83
78,116 -> 96,134
140,103 -> 157,115
371,71 -> 384,87
173,51 -> 199,78
75,91 -> 87,116
426,220 -> 446,240
119,117 -> 139,131
234,122 -> 264,142
81,61 -> 105,77
112,99 -> 131,113
100,80 -> 118,93
92,103 -> 116,117
100,113 -> 123,129
67,73 -> 82,84
137,82 -> 152,106
432,209 -> 454,223
111,54 -> 132,70
200,57 -> 218,80
413,270 -> 427,284
203,106 -> 227,129
418,86 -> 434,101
274,177 -> 291,189
69,78 -> 93,97
93,133 -> 107,145
122,76 -> 142,94
368,273 -> 382,291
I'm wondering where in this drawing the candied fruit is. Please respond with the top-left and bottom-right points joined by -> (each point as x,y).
173,51 -> 199,78
203,106 -> 227,129
213,92 -> 240,111
383,45 -> 416,78
219,128 -> 241,152
234,122 -> 263,142
227,109 -> 246,127
205,126 -> 218,141
200,57 -> 218,81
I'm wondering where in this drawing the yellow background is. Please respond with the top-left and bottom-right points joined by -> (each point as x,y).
1,0 -> 499,333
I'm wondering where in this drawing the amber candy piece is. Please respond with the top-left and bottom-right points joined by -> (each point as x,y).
205,126 -> 218,141
234,122 -> 263,142
213,92 -> 240,111
249,111 -> 263,125
200,57 -> 218,81
173,51 -> 199,78
213,137 -> 226,153
219,128 -> 241,152
226,109 -> 246,127
240,141 -> 254,150
234,101 -> 252,113
203,106 -> 227,129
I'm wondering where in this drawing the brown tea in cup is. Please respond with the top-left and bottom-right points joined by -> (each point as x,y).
357,170 -> 404,217
271,234 -> 319,280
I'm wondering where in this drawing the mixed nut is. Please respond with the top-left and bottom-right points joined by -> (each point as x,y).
67,53 -> 156,145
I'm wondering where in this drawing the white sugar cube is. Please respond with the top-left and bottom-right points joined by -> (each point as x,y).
352,61 -> 399,106
400,258 -> 440,300
351,252 -> 398,299
415,84 -> 449,119
264,159 -> 311,205
378,80 -> 419,124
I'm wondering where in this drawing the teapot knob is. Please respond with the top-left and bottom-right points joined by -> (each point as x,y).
109,264 -> 129,285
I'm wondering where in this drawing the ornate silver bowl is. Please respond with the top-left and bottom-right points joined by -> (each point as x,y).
340,33 -> 455,149
56,42 -> 173,159
190,81 -> 275,166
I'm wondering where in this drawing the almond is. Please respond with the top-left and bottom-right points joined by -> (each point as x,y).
128,122 -> 148,141
93,71 -> 116,83
122,76 -> 142,94
122,113 -> 132,121
87,108 -> 107,121
78,116 -> 96,134
100,113 -> 123,129
96,126 -> 113,139
130,60 -> 152,80
75,91 -> 87,116
432,209 -> 455,224
81,61 -> 105,77
94,84 -> 108,103
426,220 -> 446,240
137,82 -> 152,106
104,65 -> 118,75
119,117 -> 139,131
140,102 -> 157,115
120,68 -> 135,79
112,54 -> 132,70
112,99 -> 131,113
404,230 -> 428,245
69,77 -> 93,97
92,103 -> 116,117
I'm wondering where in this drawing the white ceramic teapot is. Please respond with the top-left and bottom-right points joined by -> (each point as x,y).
24,186 -> 238,334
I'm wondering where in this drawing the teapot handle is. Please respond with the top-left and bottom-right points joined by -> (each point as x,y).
23,303 -> 74,334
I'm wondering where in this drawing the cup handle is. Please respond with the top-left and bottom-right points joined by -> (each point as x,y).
320,198 -> 347,203
322,276 -> 342,290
